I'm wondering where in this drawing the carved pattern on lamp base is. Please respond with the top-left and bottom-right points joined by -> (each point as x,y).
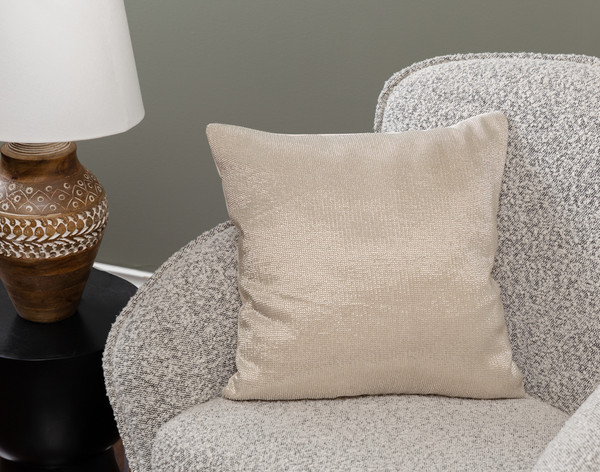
0,199 -> 108,259
0,142 -> 109,322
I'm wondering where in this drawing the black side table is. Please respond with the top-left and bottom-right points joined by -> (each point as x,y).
0,269 -> 137,472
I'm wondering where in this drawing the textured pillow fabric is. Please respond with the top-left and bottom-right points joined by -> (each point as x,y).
207,112 -> 525,401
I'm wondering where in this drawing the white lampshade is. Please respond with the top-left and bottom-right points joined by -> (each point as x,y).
0,0 -> 144,142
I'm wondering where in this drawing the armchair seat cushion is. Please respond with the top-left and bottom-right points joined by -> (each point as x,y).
152,394 -> 567,472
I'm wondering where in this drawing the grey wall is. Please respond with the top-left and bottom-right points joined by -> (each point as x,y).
82,0 -> 600,272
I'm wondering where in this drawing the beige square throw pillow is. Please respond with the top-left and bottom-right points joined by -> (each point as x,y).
207,112 -> 525,401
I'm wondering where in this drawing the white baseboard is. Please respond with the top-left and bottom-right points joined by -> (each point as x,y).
93,262 -> 153,288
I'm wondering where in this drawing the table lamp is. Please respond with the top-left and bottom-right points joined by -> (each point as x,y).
0,0 -> 144,322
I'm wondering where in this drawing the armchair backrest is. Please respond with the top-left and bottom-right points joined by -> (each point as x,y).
375,53 -> 600,414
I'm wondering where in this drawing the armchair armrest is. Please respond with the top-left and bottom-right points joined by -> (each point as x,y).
103,221 -> 240,472
533,382 -> 600,471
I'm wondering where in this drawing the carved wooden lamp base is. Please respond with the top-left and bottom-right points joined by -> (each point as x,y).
0,142 -> 108,323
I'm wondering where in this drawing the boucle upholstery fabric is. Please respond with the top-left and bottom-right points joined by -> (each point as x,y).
533,382 -> 600,471
104,53 -> 599,471
208,114 -> 524,401
152,394 -> 567,472
375,53 -> 600,414
103,222 -> 241,472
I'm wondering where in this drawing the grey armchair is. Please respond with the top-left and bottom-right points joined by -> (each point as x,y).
103,53 -> 600,471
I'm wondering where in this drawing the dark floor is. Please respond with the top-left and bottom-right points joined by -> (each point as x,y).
0,444 -> 127,472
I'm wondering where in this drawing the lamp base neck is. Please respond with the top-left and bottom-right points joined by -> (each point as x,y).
7,142 -> 72,155
2,142 -> 75,161
0,142 -> 79,179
